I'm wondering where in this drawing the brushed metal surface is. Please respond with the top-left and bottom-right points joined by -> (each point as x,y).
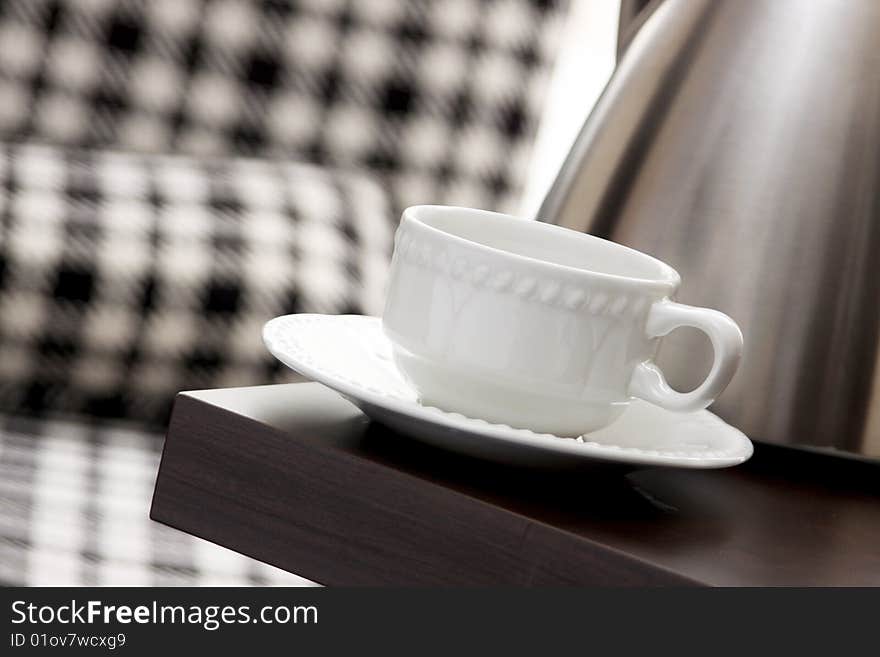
540,0 -> 880,458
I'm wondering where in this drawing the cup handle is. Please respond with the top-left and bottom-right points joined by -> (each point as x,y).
628,300 -> 743,413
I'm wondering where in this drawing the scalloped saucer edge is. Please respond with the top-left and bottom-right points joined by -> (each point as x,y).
262,314 -> 753,469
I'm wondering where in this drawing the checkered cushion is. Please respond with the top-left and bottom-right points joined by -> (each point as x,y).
0,142 -> 394,426
0,0 -> 567,213
0,412 -> 316,585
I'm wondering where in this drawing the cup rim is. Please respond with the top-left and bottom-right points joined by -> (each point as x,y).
402,205 -> 682,289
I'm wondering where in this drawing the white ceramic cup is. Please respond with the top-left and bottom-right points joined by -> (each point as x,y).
382,205 -> 743,436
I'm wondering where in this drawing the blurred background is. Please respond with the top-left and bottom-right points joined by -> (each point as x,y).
3,0 -> 879,587
0,0 -> 618,585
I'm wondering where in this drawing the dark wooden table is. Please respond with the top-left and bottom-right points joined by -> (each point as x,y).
150,383 -> 880,586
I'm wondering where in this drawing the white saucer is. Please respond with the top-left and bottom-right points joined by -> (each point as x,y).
263,314 -> 753,469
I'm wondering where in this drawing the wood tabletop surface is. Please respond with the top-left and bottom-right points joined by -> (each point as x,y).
151,383 -> 880,586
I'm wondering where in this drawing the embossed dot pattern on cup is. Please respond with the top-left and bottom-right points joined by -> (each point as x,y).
391,225 -> 654,318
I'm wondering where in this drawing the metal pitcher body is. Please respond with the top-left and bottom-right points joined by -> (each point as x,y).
540,0 -> 880,458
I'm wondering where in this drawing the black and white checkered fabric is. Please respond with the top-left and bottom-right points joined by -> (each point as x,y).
0,412 -> 316,585
0,142 -> 394,426
0,0 -> 566,213
0,0 -> 571,585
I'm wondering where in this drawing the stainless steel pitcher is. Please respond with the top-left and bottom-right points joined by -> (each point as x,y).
540,0 -> 880,458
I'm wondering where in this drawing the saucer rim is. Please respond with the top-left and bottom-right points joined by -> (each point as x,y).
262,314 -> 754,469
